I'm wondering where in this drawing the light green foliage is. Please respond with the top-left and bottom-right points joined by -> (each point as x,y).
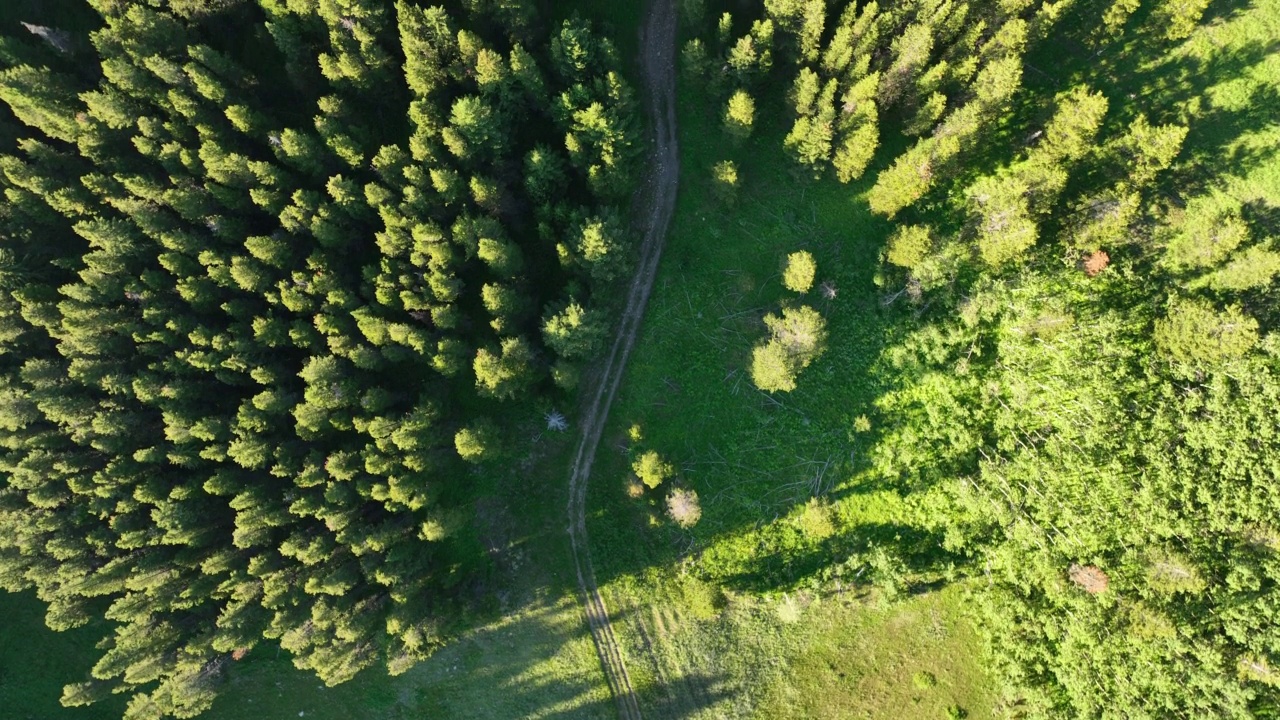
473,337 -> 535,399
832,121 -> 878,183
752,305 -> 827,392
885,225 -> 932,271
1102,0 -> 1143,35
700,3 -> 1280,717
542,302 -> 607,360
477,234 -> 523,277
481,282 -> 523,333
633,450 -> 675,489
1116,114 -> 1188,186
903,91 -> 947,136
782,251 -> 816,293
1165,204 -> 1250,268
1160,197 -> 1280,292
723,89 -> 755,142
832,72 -> 880,183
791,67 -> 820,116
783,75 -> 839,171
1069,190 -> 1140,251
558,213 -> 630,287
751,340 -> 799,393
454,420 -> 497,462
1144,551 -> 1207,595
867,140 -> 936,217
1154,299 -> 1258,367
878,23 -> 933,109
1156,0 -> 1212,39
764,305 -> 826,364
966,175 -> 1038,265
712,159 -> 739,204
793,498 -> 835,540
1040,85 -> 1110,163
1194,245 -> 1280,291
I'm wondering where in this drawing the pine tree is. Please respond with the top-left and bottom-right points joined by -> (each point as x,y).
723,89 -> 756,143
542,302 -> 607,360
473,337 -> 535,400
967,175 -> 1038,266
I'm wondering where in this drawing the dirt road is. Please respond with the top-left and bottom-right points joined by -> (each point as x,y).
565,0 -> 679,718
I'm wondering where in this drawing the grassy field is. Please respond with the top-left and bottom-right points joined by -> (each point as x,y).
572,4 -> 1002,715
0,592 -> 127,720
578,0 -> 1280,716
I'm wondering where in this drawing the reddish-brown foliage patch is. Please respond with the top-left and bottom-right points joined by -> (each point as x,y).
1069,563 -> 1110,594
231,648 -> 249,661
1083,250 -> 1111,277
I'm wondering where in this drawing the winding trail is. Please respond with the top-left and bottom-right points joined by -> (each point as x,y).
566,0 -> 678,718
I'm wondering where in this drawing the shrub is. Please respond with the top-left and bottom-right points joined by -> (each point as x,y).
751,340 -> 798,393
624,476 -> 645,498
1153,299 -> 1258,367
712,160 -> 738,205
633,450 -> 674,489
912,670 -> 937,690
886,225 -> 931,270
454,420 -> 497,462
782,251 -> 816,293
665,488 -> 702,528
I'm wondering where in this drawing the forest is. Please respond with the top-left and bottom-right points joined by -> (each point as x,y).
0,0 -> 1276,718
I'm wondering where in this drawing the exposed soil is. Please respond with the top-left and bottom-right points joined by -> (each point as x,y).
564,0 -> 679,717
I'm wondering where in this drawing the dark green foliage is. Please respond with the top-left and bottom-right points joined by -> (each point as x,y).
0,2 -> 637,718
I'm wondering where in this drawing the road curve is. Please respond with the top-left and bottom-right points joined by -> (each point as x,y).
565,0 -> 679,718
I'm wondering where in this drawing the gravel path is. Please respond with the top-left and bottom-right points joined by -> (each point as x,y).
565,0 -> 678,718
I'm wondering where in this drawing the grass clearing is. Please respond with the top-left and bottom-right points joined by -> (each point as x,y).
199,595 -> 611,720
581,2 -> 1280,718
578,11 -> 998,716
0,592 -> 127,720
758,584 -> 997,720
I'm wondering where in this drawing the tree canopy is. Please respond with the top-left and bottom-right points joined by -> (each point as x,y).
0,2 -> 637,717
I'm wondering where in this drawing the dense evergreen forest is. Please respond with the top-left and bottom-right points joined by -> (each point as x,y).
1,0 -> 1278,718
0,0 -> 637,717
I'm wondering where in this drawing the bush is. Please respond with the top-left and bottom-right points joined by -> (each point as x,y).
633,450 -> 674,489
751,340 -> 798,393
782,251 -> 816,293
712,160 -> 739,205
454,421 -> 497,462
624,476 -> 645,498
666,488 -> 702,528
912,670 -> 937,690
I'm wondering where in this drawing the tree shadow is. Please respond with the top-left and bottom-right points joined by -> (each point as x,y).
205,592 -> 736,720
1027,0 -> 1280,195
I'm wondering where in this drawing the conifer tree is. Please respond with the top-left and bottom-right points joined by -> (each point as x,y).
723,90 -> 756,143
0,3 -> 640,716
